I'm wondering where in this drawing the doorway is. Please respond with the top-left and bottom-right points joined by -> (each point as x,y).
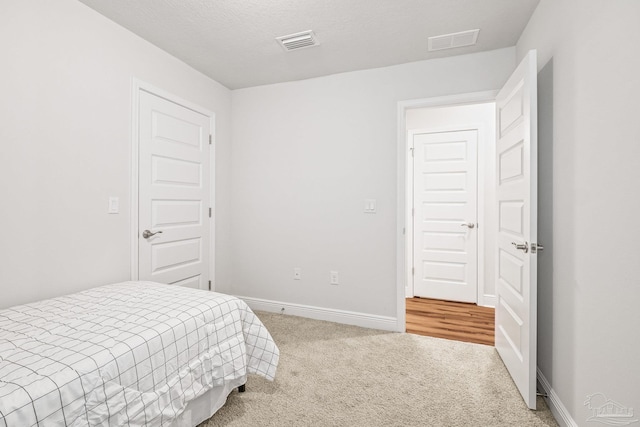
403,100 -> 497,346
396,49 -> 540,410
406,101 -> 497,306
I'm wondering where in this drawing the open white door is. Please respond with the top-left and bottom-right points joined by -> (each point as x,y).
495,50 -> 538,409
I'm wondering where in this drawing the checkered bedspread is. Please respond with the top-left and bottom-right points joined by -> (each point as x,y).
0,282 -> 279,426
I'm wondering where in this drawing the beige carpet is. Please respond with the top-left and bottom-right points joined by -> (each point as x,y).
202,312 -> 558,427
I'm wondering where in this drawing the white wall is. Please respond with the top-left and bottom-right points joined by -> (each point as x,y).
230,48 -> 515,318
0,0 -> 233,308
406,103 -> 496,306
517,0 -> 640,424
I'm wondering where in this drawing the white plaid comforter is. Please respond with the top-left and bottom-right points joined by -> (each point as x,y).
0,282 -> 279,426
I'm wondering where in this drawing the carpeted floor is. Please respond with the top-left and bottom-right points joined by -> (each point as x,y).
202,312 -> 558,427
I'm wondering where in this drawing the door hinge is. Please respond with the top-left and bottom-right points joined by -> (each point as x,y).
209,207 -> 212,218
412,207 -> 414,217
208,280 -> 212,291
412,267 -> 415,276
209,134 -> 212,145
410,146 -> 414,157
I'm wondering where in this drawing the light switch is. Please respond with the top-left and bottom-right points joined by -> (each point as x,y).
108,197 -> 119,214
364,199 -> 376,214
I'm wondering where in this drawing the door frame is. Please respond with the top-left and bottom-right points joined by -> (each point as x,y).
407,125 -> 485,302
396,90 -> 498,332
130,78 -> 216,288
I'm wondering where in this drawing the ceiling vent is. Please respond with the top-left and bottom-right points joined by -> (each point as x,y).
276,30 -> 320,52
428,29 -> 480,51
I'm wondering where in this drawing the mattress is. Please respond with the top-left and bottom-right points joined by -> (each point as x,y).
0,281 -> 279,426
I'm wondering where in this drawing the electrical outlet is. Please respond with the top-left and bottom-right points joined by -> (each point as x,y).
330,271 -> 339,285
293,268 -> 301,280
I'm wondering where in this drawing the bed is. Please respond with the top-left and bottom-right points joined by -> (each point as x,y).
0,281 -> 279,426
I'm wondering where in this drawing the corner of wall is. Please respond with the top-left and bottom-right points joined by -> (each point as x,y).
537,368 -> 579,427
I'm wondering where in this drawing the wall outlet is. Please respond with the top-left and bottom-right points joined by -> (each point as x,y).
330,270 -> 339,285
293,268 -> 301,280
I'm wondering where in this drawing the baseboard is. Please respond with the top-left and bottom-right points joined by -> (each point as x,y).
480,294 -> 496,308
537,368 -> 578,427
236,296 -> 398,332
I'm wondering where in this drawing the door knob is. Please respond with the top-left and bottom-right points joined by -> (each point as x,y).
142,229 -> 163,239
461,223 -> 475,229
512,242 -> 529,253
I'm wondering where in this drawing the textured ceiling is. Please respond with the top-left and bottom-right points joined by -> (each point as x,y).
78,0 -> 540,89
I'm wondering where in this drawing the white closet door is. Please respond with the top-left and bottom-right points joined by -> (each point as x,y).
413,129 -> 478,303
138,90 -> 211,289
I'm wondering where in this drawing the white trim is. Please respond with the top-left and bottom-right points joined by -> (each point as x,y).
130,79 -> 216,289
396,101 -> 409,331
537,368 -> 578,427
398,91 -> 499,111
237,296 -> 398,332
208,121 -> 216,291
130,81 -> 141,281
476,121 -> 487,307
405,127 -> 415,299
481,295 -> 496,308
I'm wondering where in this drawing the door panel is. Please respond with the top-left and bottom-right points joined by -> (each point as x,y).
152,156 -> 202,186
413,130 -> 478,303
495,50 -> 538,410
151,200 -> 202,228
138,91 -> 211,289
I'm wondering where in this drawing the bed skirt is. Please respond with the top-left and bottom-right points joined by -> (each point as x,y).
169,376 -> 246,427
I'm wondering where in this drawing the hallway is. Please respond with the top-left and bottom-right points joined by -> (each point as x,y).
406,297 -> 495,346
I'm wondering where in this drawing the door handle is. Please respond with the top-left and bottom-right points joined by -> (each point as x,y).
142,229 -> 163,239
532,243 -> 544,253
512,242 -> 529,253
461,223 -> 475,229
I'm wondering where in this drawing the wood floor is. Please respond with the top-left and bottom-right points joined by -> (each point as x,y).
406,297 -> 495,346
